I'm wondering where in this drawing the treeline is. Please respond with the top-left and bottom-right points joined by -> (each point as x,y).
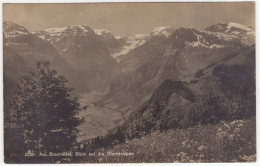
77,128 -> 126,153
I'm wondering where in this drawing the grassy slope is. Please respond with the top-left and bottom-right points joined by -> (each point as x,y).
82,118 -> 255,163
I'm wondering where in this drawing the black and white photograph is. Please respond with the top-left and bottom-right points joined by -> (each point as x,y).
2,2 -> 256,163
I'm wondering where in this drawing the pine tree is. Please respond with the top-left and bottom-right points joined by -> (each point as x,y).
8,61 -> 85,157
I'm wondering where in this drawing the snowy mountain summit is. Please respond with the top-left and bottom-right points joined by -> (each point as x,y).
3,21 -> 30,38
206,22 -> 254,34
205,22 -> 255,47
151,26 -> 175,37
29,21 -> 255,62
110,33 -> 149,61
34,25 -> 94,42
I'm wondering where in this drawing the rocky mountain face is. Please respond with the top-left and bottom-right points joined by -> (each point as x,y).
34,25 -> 119,91
115,22 -> 255,139
3,45 -> 28,102
3,21 -> 30,38
111,34 -> 150,62
94,29 -> 123,56
3,22 -> 76,94
4,22 -> 122,93
119,45 -> 255,140
34,26 -> 116,67
106,22 -> 255,112
206,22 -> 255,47
3,21 -> 72,74
113,26 -> 176,62
85,43 -> 255,151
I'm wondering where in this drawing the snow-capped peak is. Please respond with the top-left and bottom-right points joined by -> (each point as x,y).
33,25 -> 95,44
223,22 -> 255,46
206,22 -> 254,34
3,21 -> 30,38
45,25 -> 90,35
34,25 -> 94,41
111,34 -> 149,61
151,26 -> 175,37
204,22 -> 255,47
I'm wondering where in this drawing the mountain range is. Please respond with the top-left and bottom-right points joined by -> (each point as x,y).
3,21 -> 255,142
106,22 -> 255,111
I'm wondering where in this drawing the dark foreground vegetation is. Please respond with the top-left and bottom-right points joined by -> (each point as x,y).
4,62 -> 86,163
81,118 -> 255,162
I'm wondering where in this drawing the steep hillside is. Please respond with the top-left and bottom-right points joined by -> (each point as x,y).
3,21 -> 72,74
34,25 -> 118,91
80,45 -> 255,161
3,21 -> 85,91
34,25 -> 117,69
3,46 -> 28,80
111,34 -> 149,62
121,80 -> 195,138
85,118 -> 255,162
3,20 -> 255,163
107,22 -> 255,111
206,22 -> 255,47
119,45 -> 255,139
113,26 -> 175,62
94,29 -> 123,55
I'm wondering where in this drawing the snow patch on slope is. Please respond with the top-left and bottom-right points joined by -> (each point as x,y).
185,31 -> 225,48
111,34 -> 149,61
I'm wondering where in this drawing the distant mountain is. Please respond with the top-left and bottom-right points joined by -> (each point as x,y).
4,21 -> 255,101
34,25 -> 119,91
3,21 -> 89,92
150,26 -> 176,37
107,22 -> 255,111
111,33 -> 149,62
3,21 -> 71,71
206,22 -> 255,47
117,22 -> 254,63
94,29 -> 123,55
3,21 -> 30,38
34,26 -> 117,68
113,26 -> 175,62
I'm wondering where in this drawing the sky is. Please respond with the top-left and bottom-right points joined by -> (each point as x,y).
3,2 -> 255,37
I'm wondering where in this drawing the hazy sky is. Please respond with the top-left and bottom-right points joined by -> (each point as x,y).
3,2 -> 255,36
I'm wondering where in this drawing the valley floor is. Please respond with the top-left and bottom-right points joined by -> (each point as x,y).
80,117 -> 256,163
77,92 -> 132,142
